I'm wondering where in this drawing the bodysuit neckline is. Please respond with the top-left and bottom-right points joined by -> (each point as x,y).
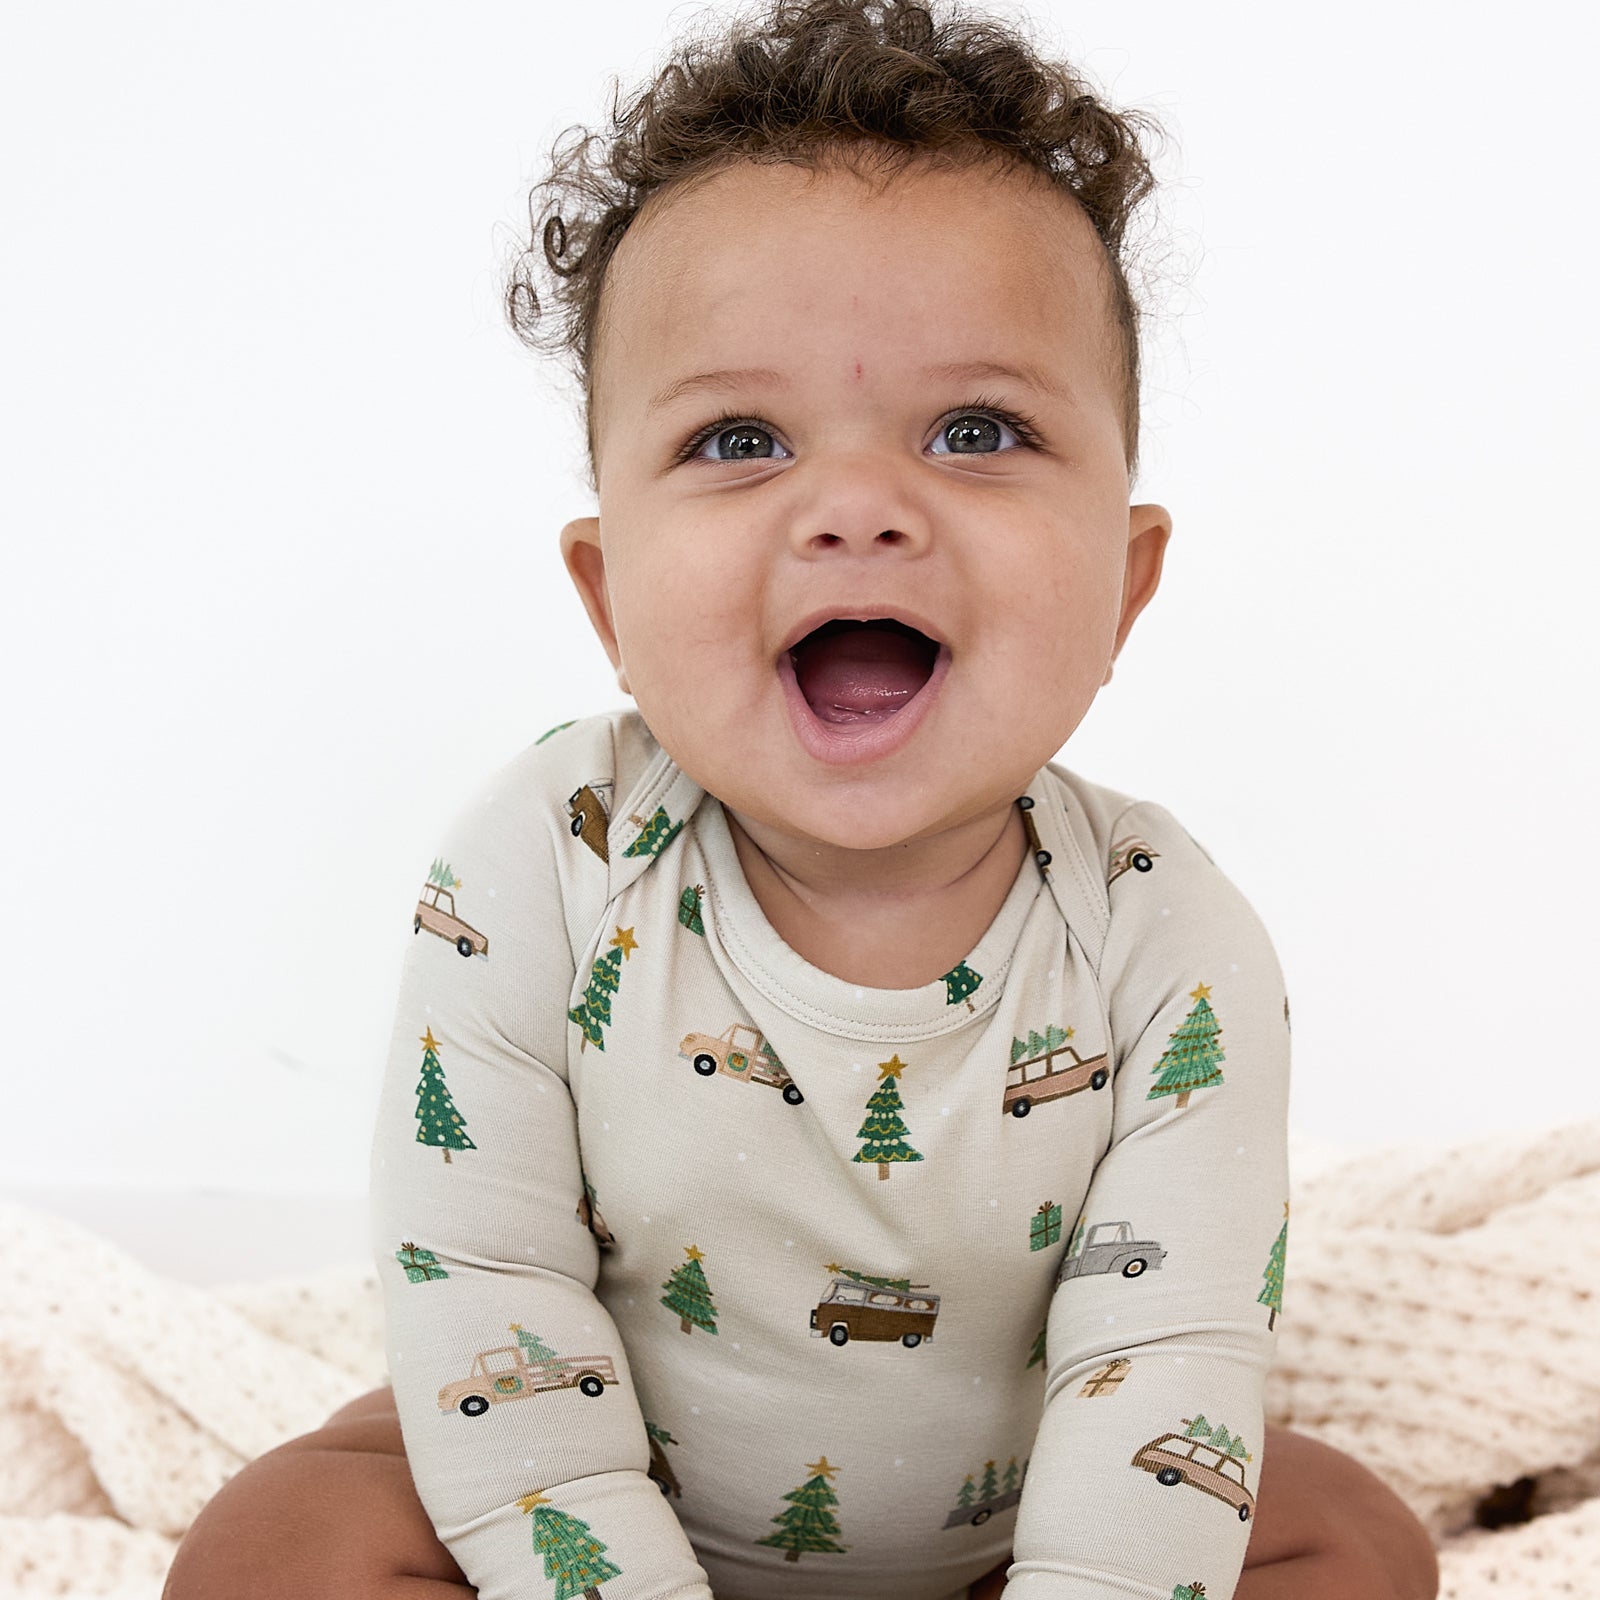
692,792 -> 1047,1042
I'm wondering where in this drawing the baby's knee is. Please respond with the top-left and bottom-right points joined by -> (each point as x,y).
162,1405 -> 467,1600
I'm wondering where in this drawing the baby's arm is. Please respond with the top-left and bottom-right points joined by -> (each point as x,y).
368,735 -> 713,1600
1006,801 -> 1291,1600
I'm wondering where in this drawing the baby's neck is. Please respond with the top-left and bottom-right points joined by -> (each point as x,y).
722,801 -> 1028,990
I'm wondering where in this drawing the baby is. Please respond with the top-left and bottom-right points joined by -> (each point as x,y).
162,2 -> 1441,1598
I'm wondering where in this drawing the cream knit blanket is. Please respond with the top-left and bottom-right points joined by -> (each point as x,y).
1,1118 -> 1597,1600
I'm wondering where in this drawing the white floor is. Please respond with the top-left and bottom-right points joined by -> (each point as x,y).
0,1183 -> 372,1286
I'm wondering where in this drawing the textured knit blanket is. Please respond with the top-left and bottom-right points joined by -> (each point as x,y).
1,1118 -> 1597,1600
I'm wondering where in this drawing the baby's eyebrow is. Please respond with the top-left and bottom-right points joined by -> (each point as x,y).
651,358 -> 1072,411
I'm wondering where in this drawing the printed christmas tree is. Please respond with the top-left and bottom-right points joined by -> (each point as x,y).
1183,1414 -> 1250,1461
826,1265 -> 914,1291
978,1460 -> 1000,1499
427,858 -> 461,890
1011,1023 -> 1071,1064
754,1455 -> 848,1562
1066,1213 -> 1087,1256
677,883 -> 705,936
1001,1458 -> 1020,1492
943,960 -> 982,1011
1026,1320 -> 1046,1369
568,927 -> 638,1052
414,1027 -> 476,1164
957,1474 -> 977,1507
624,806 -> 683,858
1146,984 -> 1226,1107
1260,1201 -> 1288,1329
395,1240 -> 448,1282
511,1323 -> 562,1364
660,1244 -> 719,1335
853,1054 -> 924,1180
517,1490 -> 622,1598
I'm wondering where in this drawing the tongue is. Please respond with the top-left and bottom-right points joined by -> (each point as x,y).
791,628 -> 934,723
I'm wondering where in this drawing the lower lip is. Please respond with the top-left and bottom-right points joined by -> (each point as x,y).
776,644 -> 951,767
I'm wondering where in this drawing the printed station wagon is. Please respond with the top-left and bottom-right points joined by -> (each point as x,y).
437,1345 -> 618,1417
679,1023 -> 805,1104
414,884 -> 488,958
1131,1432 -> 1256,1521
1003,1039 -> 1110,1117
1056,1220 -> 1168,1286
810,1276 -> 940,1347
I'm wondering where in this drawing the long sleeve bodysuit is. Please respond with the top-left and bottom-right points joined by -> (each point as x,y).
368,709 -> 1292,1600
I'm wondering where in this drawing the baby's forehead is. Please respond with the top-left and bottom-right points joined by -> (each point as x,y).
601,159 -> 1118,414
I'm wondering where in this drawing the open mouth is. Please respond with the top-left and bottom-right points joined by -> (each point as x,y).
787,617 -> 941,725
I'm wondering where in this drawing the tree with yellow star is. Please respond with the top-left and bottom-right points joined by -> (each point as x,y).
413,1026 -> 476,1164
659,1244 -> 719,1335
754,1455 -> 848,1562
567,927 -> 638,1052
516,1489 -> 622,1597
853,1054 -> 923,1180
1146,982 -> 1227,1108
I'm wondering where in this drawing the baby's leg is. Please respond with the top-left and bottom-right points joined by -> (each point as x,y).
1232,1425 -> 1439,1600
161,1386 -> 471,1600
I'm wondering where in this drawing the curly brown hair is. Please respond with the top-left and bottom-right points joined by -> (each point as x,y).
503,0 -> 1168,492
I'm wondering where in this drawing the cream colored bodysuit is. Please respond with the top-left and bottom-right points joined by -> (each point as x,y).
369,709 -> 1291,1600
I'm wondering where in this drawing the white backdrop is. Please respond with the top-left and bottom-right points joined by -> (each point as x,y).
5,0 -> 1596,1197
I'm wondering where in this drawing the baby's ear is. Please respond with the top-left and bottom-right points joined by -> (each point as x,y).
559,517 -> 623,678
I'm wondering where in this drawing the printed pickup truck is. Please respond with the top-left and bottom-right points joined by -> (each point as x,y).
414,884 -> 488,958
437,1345 -> 618,1417
1056,1220 -> 1167,1285
679,1023 -> 805,1104
1131,1433 -> 1256,1521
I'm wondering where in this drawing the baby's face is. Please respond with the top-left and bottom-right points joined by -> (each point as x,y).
563,154 -> 1169,856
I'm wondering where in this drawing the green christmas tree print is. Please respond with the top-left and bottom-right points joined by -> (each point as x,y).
518,1490 -> 622,1597
1260,1201 -> 1288,1330
512,1323 -> 562,1363
1183,1414 -> 1250,1461
754,1456 -> 848,1562
1030,1200 -> 1063,1251
957,1475 -> 977,1507
1147,983 -> 1226,1107
1011,1023 -> 1070,1064
1026,1321 -> 1047,1369
979,1460 -> 1000,1499
1001,1458 -> 1019,1492
414,1027 -> 476,1164
853,1055 -> 924,1181
942,960 -> 982,1011
395,1240 -> 448,1283
427,858 -> 460,890
1066,1213 -> 1086,1257
536,720 -> 576,744
827,1265 -> 913,1291
677,883 -> 705,936
568,927 -> 638,1052
623,806 -> 683,858
660,1244 -> 719,1335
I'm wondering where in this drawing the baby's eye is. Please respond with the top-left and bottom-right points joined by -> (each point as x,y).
692,422 -> 792,463
930,412 -> 1026,455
